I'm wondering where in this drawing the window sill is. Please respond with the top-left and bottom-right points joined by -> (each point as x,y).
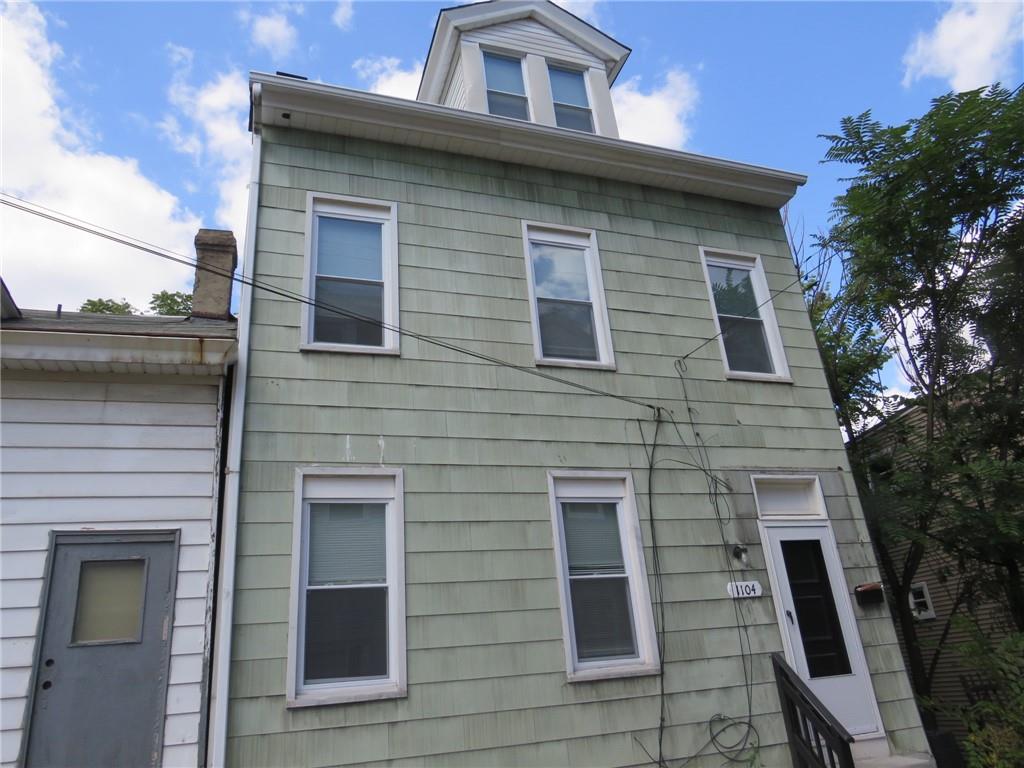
566,660 -> 660,683
300,342 -> 400,356
286,681 -> 406,708
536,358 -> 616,371
725,370 -> 792,384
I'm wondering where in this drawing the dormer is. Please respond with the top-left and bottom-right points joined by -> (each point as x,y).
417,1 -> 630,138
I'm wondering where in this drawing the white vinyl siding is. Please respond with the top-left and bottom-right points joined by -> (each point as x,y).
287,468 -> 406,706
699,247 -> 790,381
441,50 -> 468,110
302,193 -> 399,355
546,472 -> 659,681
462,18 -> 603,71
521,222 -> 615,368
0,373 -> 221,768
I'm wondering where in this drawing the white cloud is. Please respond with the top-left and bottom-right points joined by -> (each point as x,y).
239,5 -> 300,61
0,1 -> 199,311
550,0 -> 601,25
161,49 -> 251,255
611,68 -> 699,149
332,0 -> 354,31
353,56 -> 423,99
902,1 -> 1023,91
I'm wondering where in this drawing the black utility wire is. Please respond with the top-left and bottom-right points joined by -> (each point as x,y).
1,193 -> 657,412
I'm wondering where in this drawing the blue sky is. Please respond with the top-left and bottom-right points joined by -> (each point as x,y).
2,0 -> 1022,352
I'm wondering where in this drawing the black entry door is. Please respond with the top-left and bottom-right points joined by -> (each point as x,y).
23,531 -> 178,768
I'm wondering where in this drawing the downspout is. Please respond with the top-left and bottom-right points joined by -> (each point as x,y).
207,122 -> 262,768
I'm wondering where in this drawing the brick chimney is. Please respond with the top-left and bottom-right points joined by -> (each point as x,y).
191,229 -> 237,319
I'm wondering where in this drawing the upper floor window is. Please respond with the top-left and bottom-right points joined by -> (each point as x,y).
700,248 -> 789,380
522,222 -> 615,368
483,52 -> 529,121
303,194 -> 399,354
287,468 -> 406,706
547,472 -> 659,681
548,66 -> 593,133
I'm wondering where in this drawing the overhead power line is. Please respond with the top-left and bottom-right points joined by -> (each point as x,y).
1,193 -> 661,410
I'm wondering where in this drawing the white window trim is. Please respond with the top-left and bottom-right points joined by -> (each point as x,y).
301,192 -> 400,355
481,48 -> 533,122
521,221 -> 616,370
286,466 -> 406,707
546,470 -> 659,682
698,247 -> 790,382
909,582 -> 936,621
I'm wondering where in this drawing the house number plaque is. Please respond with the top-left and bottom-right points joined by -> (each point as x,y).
726,581 -> 763,598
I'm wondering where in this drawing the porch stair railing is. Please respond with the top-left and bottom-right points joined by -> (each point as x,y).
772,652 -> 855,768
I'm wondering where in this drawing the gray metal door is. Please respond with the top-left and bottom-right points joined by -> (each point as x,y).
23,531 -> 178,768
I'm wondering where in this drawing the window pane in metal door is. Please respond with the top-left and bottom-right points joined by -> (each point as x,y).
71,559 -> 146,644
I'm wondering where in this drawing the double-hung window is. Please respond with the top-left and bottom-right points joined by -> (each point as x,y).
909,582 -> 936,621
547,472 -> 659,681
303,194 -> 399,354
548,66 -> 593,133
483,52 -> 530,121
287,468 -> 405,706
700,248 -> 789,379
522,223 -> 614,368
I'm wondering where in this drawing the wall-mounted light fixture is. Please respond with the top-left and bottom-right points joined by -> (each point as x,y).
731,544 -> 750,568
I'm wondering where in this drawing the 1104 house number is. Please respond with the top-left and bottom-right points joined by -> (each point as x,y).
726,581 -> 763,598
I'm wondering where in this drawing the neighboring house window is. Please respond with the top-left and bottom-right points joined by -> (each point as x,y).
303,194 -> 399,354
483,52 -> 529,120
548,65 -> 593,133
700,248 -> 789,379
909,582 -> 936,621
287,468 -> 406,705
521,223 -> 615,368
547,472 -> 659,681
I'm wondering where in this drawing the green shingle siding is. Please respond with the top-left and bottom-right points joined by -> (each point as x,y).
228,127 -> 928,765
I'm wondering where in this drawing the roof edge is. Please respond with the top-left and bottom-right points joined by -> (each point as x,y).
252,72 -> 807,209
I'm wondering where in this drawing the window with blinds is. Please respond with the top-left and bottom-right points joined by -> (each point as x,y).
548,473 -> 659,681
303,194 -> 399,354
289,469 -> 406,705
548,66 -> 593,133
483,52 -> 529,121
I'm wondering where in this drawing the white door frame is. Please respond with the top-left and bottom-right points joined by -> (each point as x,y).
753,475 -> 884,740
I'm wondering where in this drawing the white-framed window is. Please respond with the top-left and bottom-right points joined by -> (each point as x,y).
699,248 -> 789,380
548,65 -> 593,133
521,222 -> 615,369
302,193 -> 399,354
909,582 -> 936,621
286,467 -> 406,706
546,471 -> 659,681
483,51 -> 530,121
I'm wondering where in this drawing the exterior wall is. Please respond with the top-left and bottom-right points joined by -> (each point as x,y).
462,18 -> 603,70
0,372 -> 223,768
227,126 -> 930,766
440,49 -> 468,111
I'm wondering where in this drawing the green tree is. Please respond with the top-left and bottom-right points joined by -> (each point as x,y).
148,290 -> 192,316
78,297 -> 136,315
811,85 -> 1024,718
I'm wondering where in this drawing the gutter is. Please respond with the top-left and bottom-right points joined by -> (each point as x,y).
0,330 -> 236,368
207,131 -> 261,768
252,72 -> 807,209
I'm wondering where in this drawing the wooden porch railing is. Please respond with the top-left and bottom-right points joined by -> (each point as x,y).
772,652 -> 855,768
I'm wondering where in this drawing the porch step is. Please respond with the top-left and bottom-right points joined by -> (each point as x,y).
856,754 -> 935,768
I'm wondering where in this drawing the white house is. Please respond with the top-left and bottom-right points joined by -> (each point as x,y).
0,230 -> 237,768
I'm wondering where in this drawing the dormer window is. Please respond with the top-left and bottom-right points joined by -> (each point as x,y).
548,65 -> 593,133
483,52 -> 529,121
